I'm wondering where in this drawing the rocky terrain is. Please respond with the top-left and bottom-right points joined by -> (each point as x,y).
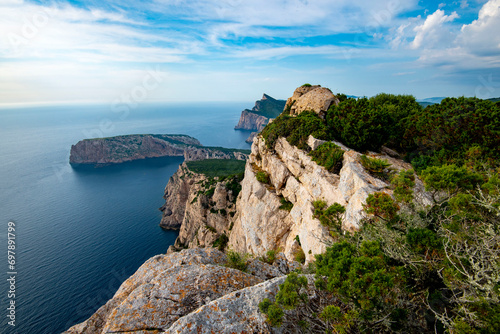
69,134 -> 249,166
65,85 -> 435,333
235,94 -> 286,143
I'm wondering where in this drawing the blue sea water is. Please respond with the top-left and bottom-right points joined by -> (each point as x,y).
0,102 -> 253,334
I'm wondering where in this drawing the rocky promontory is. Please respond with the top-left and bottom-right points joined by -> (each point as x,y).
235,94 -> 286,143
69,134 -> 250,166
69,134 -> 200,166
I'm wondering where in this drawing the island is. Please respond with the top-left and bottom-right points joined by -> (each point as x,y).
69,134 -> 250,166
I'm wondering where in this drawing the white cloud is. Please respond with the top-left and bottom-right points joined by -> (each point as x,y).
460,0 -> 500,56
410,9 -> 459,49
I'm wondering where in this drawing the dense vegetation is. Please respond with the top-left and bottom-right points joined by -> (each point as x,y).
185,159 -> 246,178
258,94 -> 500,333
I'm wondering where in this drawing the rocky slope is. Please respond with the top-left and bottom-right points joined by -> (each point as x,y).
64,248 -> 302,334
70,134 -> 201,166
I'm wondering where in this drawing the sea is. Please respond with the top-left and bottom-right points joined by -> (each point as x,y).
0,102 -> 253,334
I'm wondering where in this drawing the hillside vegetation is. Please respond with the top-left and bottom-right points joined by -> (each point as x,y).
259,94 -> 500,333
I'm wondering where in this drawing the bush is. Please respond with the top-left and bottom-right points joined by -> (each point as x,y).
261,249 -> 278,264
261,111 -> 329,151
359,155 -> 392,180
186,159 -> 246,178
364,192 -> 399,221
225,250 -> 248,272
278,196 -> 293,211
392,169 -> 416,203
294,247 -> 306,264
256,170 -> 270,184
312,200 -> 345,232
308,142 -> 345,173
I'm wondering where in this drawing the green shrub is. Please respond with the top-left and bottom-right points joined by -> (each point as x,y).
364,192 -> 399,221
278,196 -> 293,211
256,170 -> 270,184
225,250 -> 248,272
359,155 -> 392,179
186,159 -> 246,178
312,200 -> 345,231
261,111 -> 329,150
392,169 -> 415,203
308,142 -> 345,173
302,83 -> 312,87
261,249 -> 278,264
294,247 -> 306,264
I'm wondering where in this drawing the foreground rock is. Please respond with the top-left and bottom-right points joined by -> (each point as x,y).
64,248 -> 292,334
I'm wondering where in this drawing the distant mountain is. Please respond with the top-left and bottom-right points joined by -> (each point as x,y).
234,94 -> 286,131
487,97 -> 500,102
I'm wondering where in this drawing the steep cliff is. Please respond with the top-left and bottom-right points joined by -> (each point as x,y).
234,94 -> 286,131
70,134 -> 201,166
159,159 -> 245,245
228,135 -> 431,262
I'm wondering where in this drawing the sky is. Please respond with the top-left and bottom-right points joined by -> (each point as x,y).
1,0 -> 500,106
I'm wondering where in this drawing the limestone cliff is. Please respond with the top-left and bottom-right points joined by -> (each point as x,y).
285,85 -> 339,116
70,134 -> 201,166
235,94 -> 286,136
159,161 -> 241,249
228,135 -> 431,262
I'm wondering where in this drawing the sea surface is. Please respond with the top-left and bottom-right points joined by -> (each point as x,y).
0,102 -> 253,334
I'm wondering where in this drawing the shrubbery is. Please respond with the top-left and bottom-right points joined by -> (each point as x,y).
308,142 -> 344,173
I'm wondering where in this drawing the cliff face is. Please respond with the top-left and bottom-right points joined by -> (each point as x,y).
159,163 -> 238,248
69,134 -> 201,166
227,135 -> 432,262
234,94 -> 286,131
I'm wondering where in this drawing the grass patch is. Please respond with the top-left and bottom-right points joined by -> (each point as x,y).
225,250 -> 249,272
186,159 -> 246,178
279,196 -> 294,211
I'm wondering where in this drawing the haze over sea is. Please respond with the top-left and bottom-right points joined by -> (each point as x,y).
0,102 -> 252,334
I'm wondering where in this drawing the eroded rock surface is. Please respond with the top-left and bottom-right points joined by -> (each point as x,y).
285,85 -> 339,116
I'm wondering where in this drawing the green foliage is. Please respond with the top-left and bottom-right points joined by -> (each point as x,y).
261,111 -> 329,151
276,272 -> 309,309
405,97 -> 500,168
364,192 -> 400,221
406,228 -> 442,255
212,234 -> 229,251
265,303 -> 285,327
255,170 -> 270,184
315,241 -> 405,329
302,83 -> 312,87
359,154 -> 392,179
294,247 -> 306,264
260,249 -> 278,264
278,196 -> 293,211
308,142 -> 345,173
392,169 -> 416,203
421,164 -> 483,197
313,200 -> 345,232
185,159 -> 246,178
225,250 -> 248,272
326,94 -> 421,151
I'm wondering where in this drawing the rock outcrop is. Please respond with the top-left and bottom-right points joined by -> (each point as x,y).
227,135 -> 432,262
63,248 -> 285,334
235,94 -> 286,131
285,85 -> 339,116
70,134 -> 201,166
159,162 -> 241,246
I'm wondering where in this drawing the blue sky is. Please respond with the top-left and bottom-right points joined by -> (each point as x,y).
1,0 -> 499,106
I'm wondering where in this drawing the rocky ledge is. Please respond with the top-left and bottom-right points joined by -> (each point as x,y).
63,248 -> 301,334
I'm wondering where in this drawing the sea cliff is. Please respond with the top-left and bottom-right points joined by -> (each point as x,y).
65,85 -> 443,334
